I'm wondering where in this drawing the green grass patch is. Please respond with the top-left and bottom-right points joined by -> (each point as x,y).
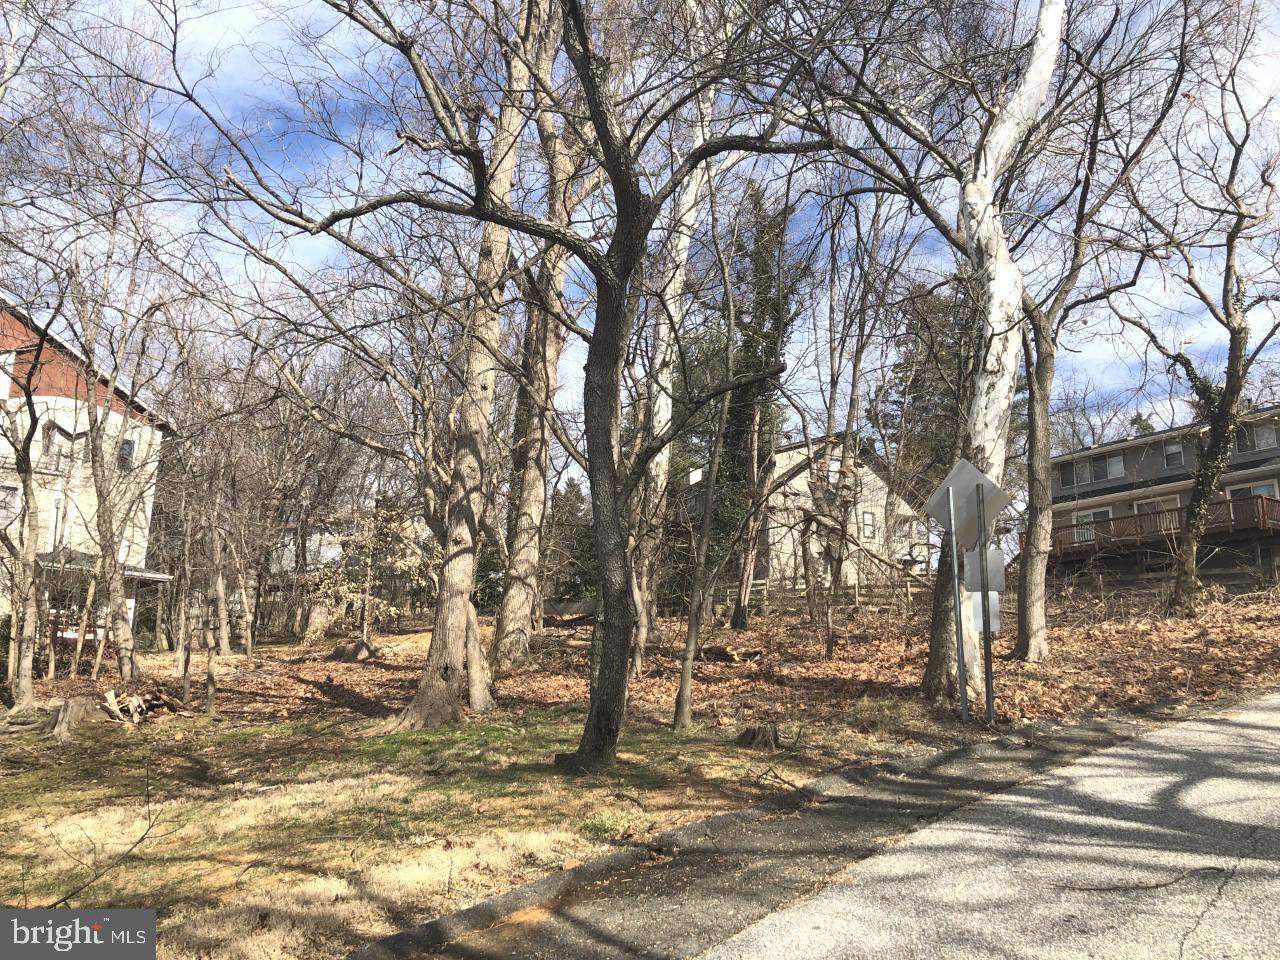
0,697 -> 949,960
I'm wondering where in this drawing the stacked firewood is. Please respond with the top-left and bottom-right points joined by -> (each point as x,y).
101,689 -> 188,724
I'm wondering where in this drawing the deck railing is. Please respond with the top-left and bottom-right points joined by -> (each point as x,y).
1050,495 -> 1280,554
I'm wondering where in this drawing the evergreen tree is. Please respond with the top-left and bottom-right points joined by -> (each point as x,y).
712,183 -> 805,560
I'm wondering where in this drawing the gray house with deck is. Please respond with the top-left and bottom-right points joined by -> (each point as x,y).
1049,405 -> 1280,584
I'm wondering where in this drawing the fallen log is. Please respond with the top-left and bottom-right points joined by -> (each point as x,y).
701,645 -> 763,664
329,640 -> 381,662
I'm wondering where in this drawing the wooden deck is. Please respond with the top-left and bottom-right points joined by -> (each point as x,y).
1051,495 -> 1280,555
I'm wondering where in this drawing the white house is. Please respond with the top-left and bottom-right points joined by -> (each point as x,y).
0,301 -> 170,625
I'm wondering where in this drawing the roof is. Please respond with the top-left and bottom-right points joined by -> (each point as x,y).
1050,403 -> 1280,464
0,293 -> 172,432
38,548 -> 172,583
774,431 -> 893,473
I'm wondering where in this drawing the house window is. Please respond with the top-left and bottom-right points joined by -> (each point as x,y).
1090,452 -> 1124,482
0,484 -> 18,521
40,422 -> 70,471
1058,461 -> 1076,488
117,438 -> 136,472
1136,496 -> 1180,533
1163,441 -> 1184,468
1235,424 -> 1278,454
1073,506 -> 1112,543
1228,480 -> 1278,500
861,511 -> 876,540
1076,507 -> 1113,523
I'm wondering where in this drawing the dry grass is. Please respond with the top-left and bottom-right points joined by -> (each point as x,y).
5,597 -> 1280,959
0,693 -> 941,959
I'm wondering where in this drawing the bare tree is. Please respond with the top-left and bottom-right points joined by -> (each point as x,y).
494,12 -> 597,668
1014,0 -> 1196,660
810,0 -> 1067,699
144,0 -> 828,768
1114,4 -> 1280,614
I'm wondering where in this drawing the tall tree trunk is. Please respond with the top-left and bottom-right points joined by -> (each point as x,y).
495,252 -> 569,667
1170,363 -> 1248,615
174,583 -> 188,683
922,535 -> 963,703
495,42 -> 579,667
203,602 -> 217,717
731,409 -> 765,630
291,508 -> 310,639
1016,330 -> 1053,660
466,602 -> 495,711
801,517 -> 818,624
630,558 -> 653,676
81,391 -> 142,679
923,0 -> 1066,702
153,587 -> 170,652
71,562 -> 101,677
391,0 -> 544,727
240,574 -> 257,658
674,389 -> 732,730
90,608 -> 108,680
36,586 -> 51,686
42,590 -> 55,681
211,533 -> 232,656
175,508 -> 193,680
923,426 -> 967,702
9,581 -> 37,712
7,466 -> 43,710
106,564 -> 138,681
5,625 -> 14,684
629,4 -> 720,675
179,600 -> 192,707
556,275 -> 640,772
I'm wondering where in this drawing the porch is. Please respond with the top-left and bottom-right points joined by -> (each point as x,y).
1050,494 -> 1280,555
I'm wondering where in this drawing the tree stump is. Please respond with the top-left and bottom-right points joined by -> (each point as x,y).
735,722 -> 780,751
51,696 -> 103,744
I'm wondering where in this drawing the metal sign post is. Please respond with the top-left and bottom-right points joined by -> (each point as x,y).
945,487 -> 969,721
925,458 -> 1008,725
975,484 -> 996,725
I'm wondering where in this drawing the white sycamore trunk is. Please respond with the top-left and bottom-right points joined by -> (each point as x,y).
397,0 -> 547,725
956,0 -> 1066,697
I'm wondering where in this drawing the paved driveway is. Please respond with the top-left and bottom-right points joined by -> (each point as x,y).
701,694 -> 1280,960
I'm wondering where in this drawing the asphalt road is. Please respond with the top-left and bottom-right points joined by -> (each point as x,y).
700,693 -> 1280,960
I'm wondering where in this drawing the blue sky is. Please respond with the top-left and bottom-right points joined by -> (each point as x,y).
154,0 -> 1280,455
